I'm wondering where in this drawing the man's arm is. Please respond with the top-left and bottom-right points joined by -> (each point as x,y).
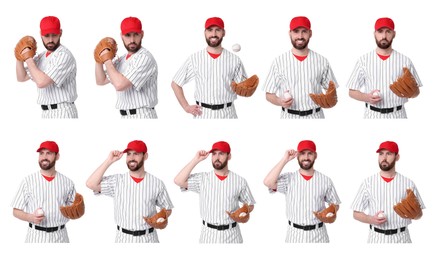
349,89 -> 381,105
353,210 -> 387,225
25,59 -> 54,88
266,92 -> 293,108
171,81 -> 202,116
174,150 -> 209,189
102,60 -> 132,91
86,150 -> 123,192
263,149 -> 297,190
13,208 -> 44,224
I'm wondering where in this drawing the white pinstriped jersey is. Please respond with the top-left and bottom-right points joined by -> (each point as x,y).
184,170 -> 256,243
262,50 -> 338,119
173,48 -> 247,119
31,45 -> 78,105
346,50 -> 422,119
112,47 -> 158,113
11,171 -> 77,243
98,172 -> 173,243
270,170 -> 341,243
351,172 -> 425,243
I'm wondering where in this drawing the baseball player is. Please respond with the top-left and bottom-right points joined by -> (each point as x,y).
174,141 -> 256,243
95,17 -> 158,118
15,16 -> 78,119
86,140 -> 173,243
11,141 -> 83,243
351,141 -> 425,243
263,140 -> 341,243
347,17 -> 423,118
262,16 -> 339,119
171,17 -> 249,119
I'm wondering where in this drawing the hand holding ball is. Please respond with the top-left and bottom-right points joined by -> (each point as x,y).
36,208 -> 44,217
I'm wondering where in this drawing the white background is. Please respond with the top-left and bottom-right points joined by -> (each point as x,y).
0,0 -> 435,259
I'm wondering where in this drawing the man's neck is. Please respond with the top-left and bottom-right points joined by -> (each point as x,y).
214,168 -> 228,176
292,48 -> 309,56
207,46 -> 223,54
380,170 -> 396,178
299,168 -> 314,176
130,169 -> 146,178
40,169 -> 56,177
376,47 -> 393,56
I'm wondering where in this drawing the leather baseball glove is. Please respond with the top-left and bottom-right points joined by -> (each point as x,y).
313,203 -> 337,223
60,193 -> 85,219
226,203 -> 250,223
144,208 -> 168,229
231,75 -> 259,97
309,81 -> 337,108
15,36 -> 37,62
389,67 -> 420,98
94,37 -> 118,64
393,189 -> 422,219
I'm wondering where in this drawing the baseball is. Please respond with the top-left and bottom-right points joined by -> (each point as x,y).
372,90 -> 381,97
326,212 -> 334,217
283,91 -> 292,100
232,43 -> 241,52
239,212 -> 247,218
36,208 -> 44,217
377,212 -> 385,219
156,217 -> 165,223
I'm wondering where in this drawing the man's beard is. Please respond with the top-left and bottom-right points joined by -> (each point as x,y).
206,36 -> 223,48
39,159 -> 56,170
127,159 -> 144,171
376,38 -> 392,49
124,40 -> 142,53
298,159 -> 314,170
213,159 -> 228,170
292,38 -> 309,50
43,40 -> 61,52
379,159 -> 395,171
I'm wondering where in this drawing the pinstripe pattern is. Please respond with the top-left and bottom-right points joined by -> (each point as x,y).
271,170 -> 341,243
98,172 -> 173,243
367,227 -> 411,243
41,102 -> 78,119
184,170 -> 256,243
351,172 -> 425,243
262,50 -> 338,118
346,50 -> 422,118
173,48 -> 247,119
11,171 -> 76,243
113,47 -> 158,111
120,107 -> 157,119
33,45 -> 78,106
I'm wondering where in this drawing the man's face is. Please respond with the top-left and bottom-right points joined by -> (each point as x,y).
126,151 -> 145,171
41,33 -> 61,52
290,27 -> 312,50
122,32 -> 143,53
205,26 -> 225,47
374,28 -> 395,49
211,150 -> 229,170
38,149 -> 57,170
378,150 -> 397,171
298,150 -> 316,170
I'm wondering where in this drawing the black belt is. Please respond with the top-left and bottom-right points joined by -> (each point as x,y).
202,220 -> 237,231
370,225 -> 406,235
196,101 -> 232,110
117,225 -> 154,236
366,103 -> 402,114
282,107 -> 321,116
29,223 -> 65,233
120,107 -> 154,116
289,221 -> 323,231
41,104 -> 58,110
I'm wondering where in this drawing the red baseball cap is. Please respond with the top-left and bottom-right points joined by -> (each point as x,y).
205,17 -> 224,29
121,17 -> 142,35
290,16 -> 311,30
37,141 -> 59,153
209,141 -> 231,153
376,141 -> 399,153
40,16 -> 61,36
123,140 -> 147,153
375,17 -> 395,31
297,140 -> 316,152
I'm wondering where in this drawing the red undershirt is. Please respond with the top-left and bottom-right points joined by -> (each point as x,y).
131,176 -> 144,183
377,54 -> 390,60
42,174 -> 55,182
381,176 -> 394,183
293,54 -> 307,61
126,53 -> 132,60
208,52 -> 221,59
45,52 -> 52,57
215,174 -> 228,181
300,173 -> 313,181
